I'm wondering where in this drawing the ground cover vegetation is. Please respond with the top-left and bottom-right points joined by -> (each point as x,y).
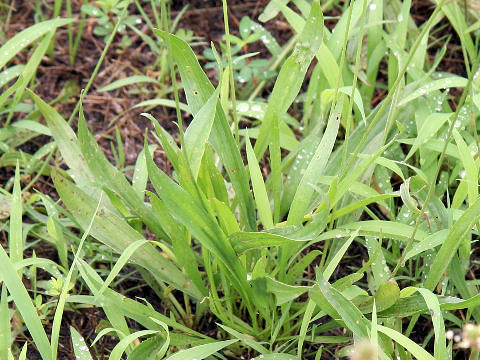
1,0 -> 480,359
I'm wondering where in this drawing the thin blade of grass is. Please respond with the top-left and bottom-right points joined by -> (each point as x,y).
246,133 -> 273,229
10,163 -> 23,271
254,1 -> 324,159
377,325 -> 435,360
0,287 -> 10,359
110,330 -> 159,360
287,105 -> 341,225
98,75 -> 159,92
70,327 -> 93,360
0,18 -> 74,69
0,246 -> 51,360
183,87 -> 219,179
165,339 -> 238,360
425,196 -> 480,291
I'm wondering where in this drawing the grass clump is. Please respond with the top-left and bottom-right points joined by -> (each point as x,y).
1,0 -> 480,359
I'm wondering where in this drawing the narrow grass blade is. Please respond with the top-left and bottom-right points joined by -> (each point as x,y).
218,324 -> 269,354
425,196 -> 480,291
0,287 -> 10,359
254,1 -> 323,158
10,163 -> 23,269
77,108 -> 169,239
50,193 -> 103,359
97,240 -> 149,296
377,325 -> 435,360
165,339 -> 237,360
416,289 -> 447,360
98,75 -> 159,92
75,259 -> 207,338
405,113 -> 453,160
452,128 -> 478,205
132,146 -> 153,199
309,279 -> 370,338
398,77 -> 468,106
70,327 -> 93,360
287,106 -> 341,225
0,247 -> 51,360
28,90 -> 93,185
229,231 -> 309,254
0,18 -> 73,69
184,88 -> 219,178
246,133 -> 273,229
323,230 -> 359,280
110,330 -> 159,360
133,99 -> 190,112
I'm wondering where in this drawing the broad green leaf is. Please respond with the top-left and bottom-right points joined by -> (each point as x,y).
12,120 -> 51,136
259,0 -> 290,22
400,178 -> 422,215
0,65 -> 24,87
266,277 -> 309,305
336,220 -> 427,242
126,335 -> 168,360
132,146 -> 155,199
253,355 -> 297,360
238,125 -> 299,152
12,30 -> 54,104
321,86 -> 365,124
148,192 -> 207,296
332,192 -> 398,221
374,280 -> 400,312
404,229 -> 448,261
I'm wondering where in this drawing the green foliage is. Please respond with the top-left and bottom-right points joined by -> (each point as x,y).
2,0 -> 480,358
